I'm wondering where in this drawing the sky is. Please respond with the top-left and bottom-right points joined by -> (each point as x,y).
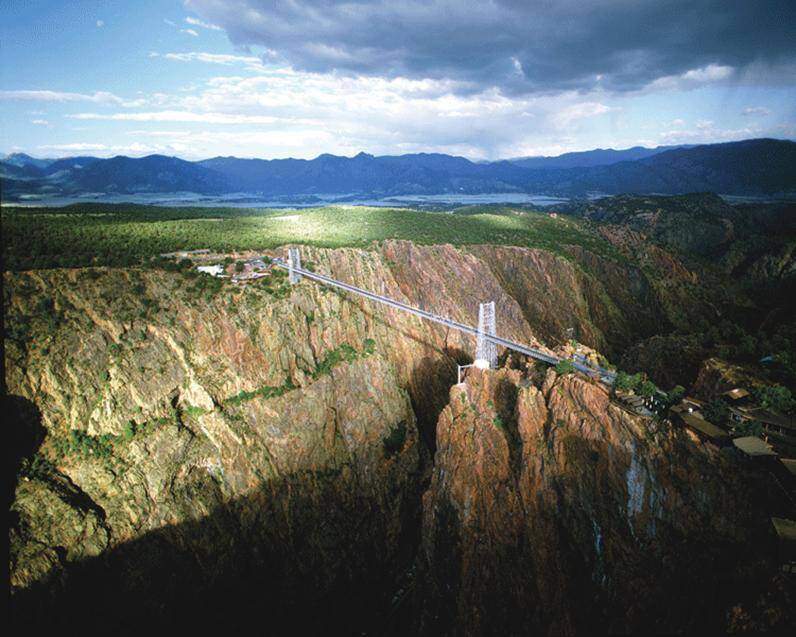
1,0 -> 795,161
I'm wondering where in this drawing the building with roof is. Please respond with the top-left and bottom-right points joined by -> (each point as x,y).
231,258 -> 272,284
669,401 -> 730,444
197,264 -> 226,277
729,404 -> 796,455
722,387 -> 750,404
733,436 -> 777,458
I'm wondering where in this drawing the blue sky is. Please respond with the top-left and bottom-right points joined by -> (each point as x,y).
1,0 -> 794,160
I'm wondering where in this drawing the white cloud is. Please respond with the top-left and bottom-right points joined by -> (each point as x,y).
552,102 -> 613,127
682,65 -> 734,82
659,124 -> 760,145
57,69 -> 633,159
0,89 -> 145,107
31,119 -> 49,126
96,20 -> 104,28
36,142 -> 180,156
152,51 -> 262,70
180,28 -> 199,37
185,16 -> 221,31
742,106 -> 771,117
645,64 -> 734,92
68,110 -> 320,125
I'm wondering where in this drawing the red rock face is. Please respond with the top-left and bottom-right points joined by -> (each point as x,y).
418,367 -> 783,635
5,242 -> 789,632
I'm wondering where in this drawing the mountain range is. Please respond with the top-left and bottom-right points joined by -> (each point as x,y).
2,138 -> 794,200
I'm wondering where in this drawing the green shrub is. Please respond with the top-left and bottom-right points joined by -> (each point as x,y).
638,380 -> 658,398
555,359 -> 576,375
183,404 -> 209,418
312,343 -> 360,379
122,421 -> 136,441
667,385 -> 686,405
614,371 -> 642,392
735,419 -> 763,437
752,384 -> 793,412
703,399 -> 729,426
224,377 -> 296,406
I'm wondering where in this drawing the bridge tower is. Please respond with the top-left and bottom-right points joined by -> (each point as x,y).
474,301 -> 497,369
288,248 -> 302,284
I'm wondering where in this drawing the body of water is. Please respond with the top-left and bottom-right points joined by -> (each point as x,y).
6,190 -> 790,209
5,191 -> 572,208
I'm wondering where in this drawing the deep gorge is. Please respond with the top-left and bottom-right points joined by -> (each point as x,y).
7,241 -> 791,633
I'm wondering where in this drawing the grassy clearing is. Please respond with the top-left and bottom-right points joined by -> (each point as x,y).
2,203 -> 620,270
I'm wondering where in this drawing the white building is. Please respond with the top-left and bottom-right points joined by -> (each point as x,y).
197,264 -> 225,277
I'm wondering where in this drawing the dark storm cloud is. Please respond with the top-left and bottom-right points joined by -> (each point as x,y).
186,0 -> 796,93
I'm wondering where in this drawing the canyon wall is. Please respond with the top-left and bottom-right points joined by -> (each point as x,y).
418,367 -> 782,634
6,241 -> 785,631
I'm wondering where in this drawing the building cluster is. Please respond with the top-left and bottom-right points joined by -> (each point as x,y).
190,254 -> 273,284
668,388 -> 795,455
668,388 -> 796,575
231,258 -> 271,284
615,390 -> 666,418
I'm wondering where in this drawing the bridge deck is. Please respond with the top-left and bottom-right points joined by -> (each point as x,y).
270,256 -> 616,383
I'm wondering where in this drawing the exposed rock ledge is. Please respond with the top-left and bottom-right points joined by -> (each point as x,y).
418,367 -> 785,635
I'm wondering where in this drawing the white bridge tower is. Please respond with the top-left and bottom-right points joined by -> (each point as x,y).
288,247 -> 302,284
474,301 -> 497,369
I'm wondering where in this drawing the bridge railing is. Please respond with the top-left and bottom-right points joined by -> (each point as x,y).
269,256 -> 617,384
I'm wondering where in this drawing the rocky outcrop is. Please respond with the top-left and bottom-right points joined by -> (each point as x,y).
691,357 -> 767,401
7,240 -> 785,631
7,260 -> 429,629
418,367 -> 783,634
619,333 -> 708,389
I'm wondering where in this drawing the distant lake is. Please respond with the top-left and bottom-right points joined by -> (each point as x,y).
5,191 -> 572,208
6,190 -> 786,209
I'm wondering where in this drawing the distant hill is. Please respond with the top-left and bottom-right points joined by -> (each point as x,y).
197,152 -> 522,195
3,152 -> 54,170
68,155 -> 229,194
2,138 -> 794,200
42,156 -> 102,175
509,145 -> 686,169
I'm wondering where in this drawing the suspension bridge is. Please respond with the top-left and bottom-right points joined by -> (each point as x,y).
269,249 -> 617,385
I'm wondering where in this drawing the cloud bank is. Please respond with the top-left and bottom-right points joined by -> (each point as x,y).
186,0 -> 796,94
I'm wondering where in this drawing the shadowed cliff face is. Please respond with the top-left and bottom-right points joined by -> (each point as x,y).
6,240 -> 784,632
418,368 -> 788,635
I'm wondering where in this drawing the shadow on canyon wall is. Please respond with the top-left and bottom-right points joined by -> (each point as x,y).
10,470 -> 423,634
6,395 -> 46,508
416,431 -> 794,636
11,433 -> 794,634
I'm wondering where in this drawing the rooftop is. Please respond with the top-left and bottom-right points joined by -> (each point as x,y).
723,387 -> 750,401
732,406 -> 796,431
674,410 -> 729,441
733,436 -> 777,457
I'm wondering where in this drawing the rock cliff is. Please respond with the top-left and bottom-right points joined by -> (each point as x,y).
6,240 -> 789,631
418,367 -> 787,634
